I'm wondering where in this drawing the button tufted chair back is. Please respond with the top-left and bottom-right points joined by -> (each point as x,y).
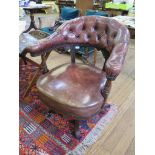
23,16 -> 130,80
57,16 -> 129,51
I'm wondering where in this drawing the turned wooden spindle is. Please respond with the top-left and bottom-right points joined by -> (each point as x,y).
100,79 -> 112,111
72,120 -> 81,140
101,49 -> 112,107
41,53 -> 50,74
102,79 -> 112,103
70,48 -> 76,64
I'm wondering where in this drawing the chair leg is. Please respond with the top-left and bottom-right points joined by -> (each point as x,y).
72,120 -> 81,140
101,79 -> 112,109
41,53 -> 50,74
46,109 -> 55,118
48,109 -> 56,115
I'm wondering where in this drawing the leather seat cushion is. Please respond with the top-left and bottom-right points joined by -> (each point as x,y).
37,63 -> 107,119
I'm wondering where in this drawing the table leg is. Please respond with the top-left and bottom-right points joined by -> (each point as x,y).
23,14 -> 38,33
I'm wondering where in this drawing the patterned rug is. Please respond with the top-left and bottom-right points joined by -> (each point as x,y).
19,60 -> 117,155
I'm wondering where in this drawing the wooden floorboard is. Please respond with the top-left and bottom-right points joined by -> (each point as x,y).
107,103 -> 134,154
125,137 -> 135,155
27,35 -> 135,154
86,89 -> 134,155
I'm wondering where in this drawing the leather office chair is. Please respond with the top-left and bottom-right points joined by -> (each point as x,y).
22,16 -> 130,139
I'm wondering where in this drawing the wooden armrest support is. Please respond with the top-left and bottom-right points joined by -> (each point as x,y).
105,42 -> 129,80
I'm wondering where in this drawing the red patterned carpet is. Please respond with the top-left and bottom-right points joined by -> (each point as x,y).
19,60 -> 117,155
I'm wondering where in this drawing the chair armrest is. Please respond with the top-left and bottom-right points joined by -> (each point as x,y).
21,32 -> 60,57
105,42 -> 129,80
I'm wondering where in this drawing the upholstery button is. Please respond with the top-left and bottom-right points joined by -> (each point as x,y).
69,27 -> 74,33
76,34 -> 80,38
112,32 -> 117,38
94,24 -> 98,30
87,34 -> 91,39
64,36 -> 68,40
97,34 -> 101,40
82,24 -> 86,30
69,28 -> 73,33
105,25 -> 109,34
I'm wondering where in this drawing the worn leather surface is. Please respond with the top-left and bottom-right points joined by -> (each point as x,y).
23,16 -> 130,119
37,63 -> 107,119
23,16 -> 130,79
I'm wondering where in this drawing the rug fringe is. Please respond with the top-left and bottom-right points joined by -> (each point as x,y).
67,105 -> 118,155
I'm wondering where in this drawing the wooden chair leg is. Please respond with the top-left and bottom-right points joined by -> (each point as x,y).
71,120 -> 81,140
101,79 -> 112,109
46,109 -> 56,118
41,54 -> 49,74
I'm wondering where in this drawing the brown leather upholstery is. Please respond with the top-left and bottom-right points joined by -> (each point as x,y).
23,16 -> 130,80
37,63 -> 107,119
22,16 -> 130,138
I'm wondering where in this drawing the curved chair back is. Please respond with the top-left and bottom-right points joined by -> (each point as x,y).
52,16 -> 129,51
23,16 -> 130,80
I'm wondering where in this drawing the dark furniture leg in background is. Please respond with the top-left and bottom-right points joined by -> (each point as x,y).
71,120 -> 81,140
23,13 -> 38,33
